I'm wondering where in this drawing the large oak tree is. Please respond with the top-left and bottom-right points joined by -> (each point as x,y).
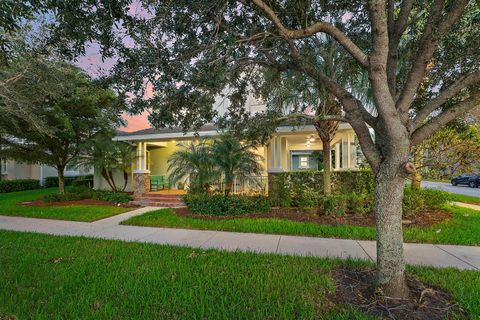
31,0 -> 480,297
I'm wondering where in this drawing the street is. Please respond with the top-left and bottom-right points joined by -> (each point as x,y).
422,181 -> 480,197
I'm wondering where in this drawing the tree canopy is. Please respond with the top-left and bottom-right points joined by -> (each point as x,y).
4,0 -> 480,298
0,57 -> 125,193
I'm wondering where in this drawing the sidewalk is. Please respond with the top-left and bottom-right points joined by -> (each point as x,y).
1,207 -> 479,270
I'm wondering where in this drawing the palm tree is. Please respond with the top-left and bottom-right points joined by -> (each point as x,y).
210,133 -> 263,196
75,136 -> 133,192
168,141 -> 215,193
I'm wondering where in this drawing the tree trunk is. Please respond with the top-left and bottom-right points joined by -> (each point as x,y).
374,161 -> 410,298
57,167 -> 66,194
224,180 -> 233,196
101,167 -> 115,191
108,170 -> 118,192
322,139 -> 332,196
122,171 -> 129,191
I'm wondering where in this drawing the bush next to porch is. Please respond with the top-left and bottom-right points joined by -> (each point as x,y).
0,179 -> 40,193
269,170 -> 449,216
183,193 -> 270,216
269,170 -> 373,207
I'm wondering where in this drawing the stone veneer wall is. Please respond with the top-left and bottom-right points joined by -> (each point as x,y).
133,172 -> 150,197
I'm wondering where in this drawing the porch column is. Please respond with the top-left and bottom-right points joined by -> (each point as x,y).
268,136 -> 284,173
133,142 -> 150,197
335,142 -> 341,170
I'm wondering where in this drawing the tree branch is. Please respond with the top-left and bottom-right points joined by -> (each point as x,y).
396,0 -> 469,113
411,72 -> 480,130
411,92 -> 480,145
246,0 -> 369,67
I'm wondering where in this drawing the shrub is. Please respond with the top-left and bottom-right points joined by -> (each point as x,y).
347,192 -> 374,215
322,194 -> 347,216
93,190 -> 131,204
403,187 -> 449,214
293,186 -> 322,213
43,192 -> 92,202
268,173 -> 292,207
183,193 -> 271,216
44,175 -> 93,188
43,187 -> 131,204
332,170 -> 374,195
0,179 -> 40,193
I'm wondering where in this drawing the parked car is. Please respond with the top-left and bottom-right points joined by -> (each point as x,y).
451,173 -> 479,188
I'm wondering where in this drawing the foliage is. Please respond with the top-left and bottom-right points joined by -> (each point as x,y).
44,186 -> 131,204
210,133 -> 263,195
268,173 -> 291,208
169,134 -> 263,195
332,170 -> 374,195
92,190 -> 131,204
183,193 -> 270,216
0,179 -> 39,193
293,186 -> 321,213
0,57 -> 124,194
168,141 -> 215,193
416,124 -> 480,180
268,170 -> 374,206
403,187 -> 450,215
44,175 -> 93,188
346,192 -> 374,215
74,135 -> 133,192
322,194 -> 348,216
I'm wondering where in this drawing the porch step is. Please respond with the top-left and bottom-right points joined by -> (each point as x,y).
130,200 -> 186,208
131,193 -> 185,208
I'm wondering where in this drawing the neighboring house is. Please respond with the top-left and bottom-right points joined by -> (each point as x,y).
0,159 -> 92,185
94,123 -> 360,194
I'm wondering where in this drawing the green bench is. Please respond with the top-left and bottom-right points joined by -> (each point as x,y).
149,175 -> 170,191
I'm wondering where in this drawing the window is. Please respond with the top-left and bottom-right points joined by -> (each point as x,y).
299,156 -> 309,169
1,159 -> 6,174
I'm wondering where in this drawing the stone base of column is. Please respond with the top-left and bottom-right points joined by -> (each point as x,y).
133,170 -> 150,198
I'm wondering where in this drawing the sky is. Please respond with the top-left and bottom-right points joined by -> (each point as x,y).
76,46 -> 151,132
74,2 -> 152,133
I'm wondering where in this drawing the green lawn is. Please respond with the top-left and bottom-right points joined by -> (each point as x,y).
449,193 -> 480,205
0,188 -> 130,222
1,230 -> 479,319
122,205 -> 480,246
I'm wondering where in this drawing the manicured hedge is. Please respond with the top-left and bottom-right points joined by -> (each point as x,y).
0,179 -> 40,193
268,170 -> 449,216
183,193 -> 271,216
44,187 -> 131,204
44,175 -> 94,188
269,170 -> 374,207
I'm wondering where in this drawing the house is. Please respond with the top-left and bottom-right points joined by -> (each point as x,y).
0,159 -> 92,185
94,123 -> 360,196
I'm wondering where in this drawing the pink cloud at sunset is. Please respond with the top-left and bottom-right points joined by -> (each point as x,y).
121,111 -> 151,132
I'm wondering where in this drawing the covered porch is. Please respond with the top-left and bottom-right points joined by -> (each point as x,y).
116,123 -> 359,196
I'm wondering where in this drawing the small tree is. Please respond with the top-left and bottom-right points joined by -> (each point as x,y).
168,141 -> 215,193
211,133 -> 263,196
412,124 -> 480,188
0,57 -> 124,193
75,136 -> 133,192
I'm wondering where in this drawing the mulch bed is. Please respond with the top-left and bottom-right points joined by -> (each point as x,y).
326,267 -> 466,319
19,199 -> 139,208
173,207 -> 451,228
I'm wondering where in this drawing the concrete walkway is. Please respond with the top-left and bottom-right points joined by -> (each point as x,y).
1,207 -> 480,271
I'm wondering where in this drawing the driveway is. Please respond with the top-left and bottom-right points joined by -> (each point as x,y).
422,180 -> 480,197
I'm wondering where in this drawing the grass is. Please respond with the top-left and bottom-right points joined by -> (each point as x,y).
1,230 -> 479,319
0,188 -> 130,222
122,205 -> 480,246
448,193 -> 480,205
